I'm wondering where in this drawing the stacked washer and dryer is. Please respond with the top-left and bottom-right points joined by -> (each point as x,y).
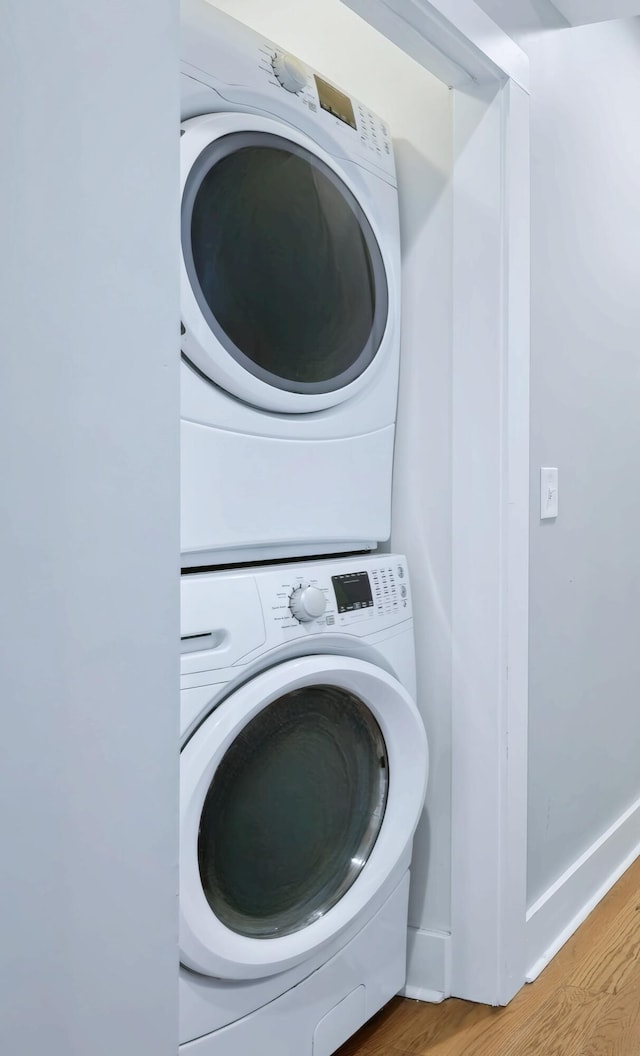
178,2 -> 429,1053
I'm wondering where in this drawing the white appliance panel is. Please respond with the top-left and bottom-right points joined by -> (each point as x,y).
179,0 -> 402,564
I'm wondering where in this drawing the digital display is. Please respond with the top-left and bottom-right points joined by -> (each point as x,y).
315,75 -> 357,130
332,572 -> 374,614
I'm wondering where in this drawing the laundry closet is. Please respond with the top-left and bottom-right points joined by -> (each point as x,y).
178,3 -> 456,1051
179,2 -> 460,1047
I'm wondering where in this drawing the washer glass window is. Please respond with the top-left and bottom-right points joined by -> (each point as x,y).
182,132 -> 389,394
197,684 -> 389,938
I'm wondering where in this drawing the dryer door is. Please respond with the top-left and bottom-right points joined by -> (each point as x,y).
180,112 -> 391,414
180,655 -> 427,980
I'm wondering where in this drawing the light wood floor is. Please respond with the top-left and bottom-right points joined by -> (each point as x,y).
337,857 -> 640,1056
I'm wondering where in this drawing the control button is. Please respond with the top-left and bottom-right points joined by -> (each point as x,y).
397,565 -> 404,578
272,51 -> 308,93
289,585 -> 326,623
400,585 -> 407,598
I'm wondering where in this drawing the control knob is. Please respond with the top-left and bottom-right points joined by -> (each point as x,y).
289,585 -> 326,623
272,51 -> 308,94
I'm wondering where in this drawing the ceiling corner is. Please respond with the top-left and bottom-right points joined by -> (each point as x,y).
548,0 -> 640,25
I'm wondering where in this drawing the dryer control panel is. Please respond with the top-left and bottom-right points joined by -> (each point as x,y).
255,44 -> 394,178
181,0 -> 396,183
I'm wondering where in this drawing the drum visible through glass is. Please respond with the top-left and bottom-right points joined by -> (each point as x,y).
197,684 -> 389,938
182,132 -> 389,395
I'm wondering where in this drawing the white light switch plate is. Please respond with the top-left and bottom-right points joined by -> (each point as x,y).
540,467 -> 559,519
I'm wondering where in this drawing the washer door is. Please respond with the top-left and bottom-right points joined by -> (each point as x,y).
180,655 -> 428,979
180,112 -> 390,414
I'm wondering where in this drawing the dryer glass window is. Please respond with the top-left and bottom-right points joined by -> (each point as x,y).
182,132 -> 389,394
197,685 -> 388,937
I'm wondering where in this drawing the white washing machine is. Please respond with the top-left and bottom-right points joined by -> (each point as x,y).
180,553 -> 428,1054
180,0 -> 402,567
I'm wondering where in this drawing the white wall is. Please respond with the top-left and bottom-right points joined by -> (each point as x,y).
526,15 -> 640,909
0,3 -> 180,1053
475,0 -> 640,976
207,0 -> 455,982
457,8 -> 640,975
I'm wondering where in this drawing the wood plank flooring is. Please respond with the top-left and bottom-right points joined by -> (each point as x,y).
337,857 -> 640,1056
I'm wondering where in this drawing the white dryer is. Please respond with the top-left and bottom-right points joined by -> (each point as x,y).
180,0 -> 402,567
180,553 -> 428,1054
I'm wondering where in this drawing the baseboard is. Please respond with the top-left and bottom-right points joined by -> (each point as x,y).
525,795 -> 640,982
402,926 -> 451,1002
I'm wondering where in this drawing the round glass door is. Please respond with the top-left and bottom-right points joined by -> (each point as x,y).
197,683 -> 388,938
181,131 -> 389,395
180,655 -> 427,979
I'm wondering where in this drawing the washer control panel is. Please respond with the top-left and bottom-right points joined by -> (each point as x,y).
180,554 -> 412,680
258,555 -> 411,637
